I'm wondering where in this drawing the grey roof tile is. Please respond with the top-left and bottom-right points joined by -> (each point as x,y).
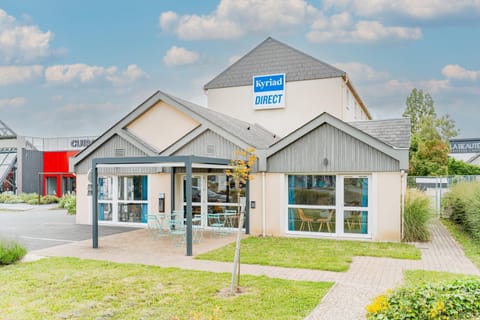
163,92 -> 279,149
349,118 -> 411,149
204,37 -> 346,90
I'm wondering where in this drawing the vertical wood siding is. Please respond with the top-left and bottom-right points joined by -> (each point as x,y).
267,124 -> 399,172
173,130 -> 239,159
75,134 -> 152,174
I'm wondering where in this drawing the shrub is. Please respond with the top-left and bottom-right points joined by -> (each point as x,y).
0,239 -> 27,265
403,189 -> 432,242
443,182 -> 480,241
18,193 -> 39,203
366,278 -> 480,319
442,182 -> 480,225
58,194 -> 76,214
40,195 -> 59,204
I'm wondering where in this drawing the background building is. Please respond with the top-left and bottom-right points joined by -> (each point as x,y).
0,120 -> 95,196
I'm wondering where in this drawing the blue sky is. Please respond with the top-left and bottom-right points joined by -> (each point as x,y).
1,0 -> 479,138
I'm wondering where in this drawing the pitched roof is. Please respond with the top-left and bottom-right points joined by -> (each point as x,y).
349,118 -> 411,149
204,37 -> 345,90
0,120 -> 16,139
72,90 -> 280,167
164,92 -> 279,149
265,112 -> 409,170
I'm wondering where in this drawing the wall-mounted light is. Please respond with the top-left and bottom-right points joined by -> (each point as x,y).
87,183 -> 92,196
323,158 -> 329,166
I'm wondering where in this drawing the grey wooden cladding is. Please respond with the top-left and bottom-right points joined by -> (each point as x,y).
173,130 -> 239,159
76,134 -> 150,174
21,149 -> 43,193
267,124 -> 399,173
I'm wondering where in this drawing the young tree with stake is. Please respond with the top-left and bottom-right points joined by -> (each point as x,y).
226,147 -> 256,294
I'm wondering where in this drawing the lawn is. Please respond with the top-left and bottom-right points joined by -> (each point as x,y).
441,218 -> 480,269
404,269 -> 479,287
0,257 -> 332,320
196,236 -> 421,272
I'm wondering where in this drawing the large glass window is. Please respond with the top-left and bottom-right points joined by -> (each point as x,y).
287,175 -> 370,237
98,177 -> 113,222
46,177 -> 57,195
343,177 -> 368,235
288,175 -> 336,233
98,175 -> 148,224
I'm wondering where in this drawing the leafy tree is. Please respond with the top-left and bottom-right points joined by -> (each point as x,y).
448,157 -> 480,175
403,88 -> 436,134
403,88 -> 458,176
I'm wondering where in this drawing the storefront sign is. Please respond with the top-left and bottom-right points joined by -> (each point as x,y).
253,73 -> 285,109
450,139 -> 480,153
70,139 -> 93,148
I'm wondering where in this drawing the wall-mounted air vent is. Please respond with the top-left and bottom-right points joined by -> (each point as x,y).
206,144 -> 215,155
114,148 -> 125,157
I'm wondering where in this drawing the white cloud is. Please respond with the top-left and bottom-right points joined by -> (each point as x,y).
442,64 -> 480,81
59,102 -> 116,113
0,65 -> 43,85
0,9 -> 53,62
107,64 -> 148,86
322,0 -> 480,20
334,62 -> 388,82
45,63 -> 147,85
163,46 -> 200,66
0,97 -> 27,108
45,64 -> 116,83
307,20 -> 422,43
159,11 -> 178,31
159,0 -> 317,40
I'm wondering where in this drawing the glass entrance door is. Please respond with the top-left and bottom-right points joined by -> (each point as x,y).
183,176 -> 203,222
182,174 -> 245,229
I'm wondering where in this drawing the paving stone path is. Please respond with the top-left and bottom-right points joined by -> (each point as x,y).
307,220 -> 480,319
30,219 -> 479,320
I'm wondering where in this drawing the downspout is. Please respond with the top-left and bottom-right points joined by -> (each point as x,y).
400,170 -> 406,241
262,171 -> 266,237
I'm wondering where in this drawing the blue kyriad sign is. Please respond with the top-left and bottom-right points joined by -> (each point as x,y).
253,73 -> 285,109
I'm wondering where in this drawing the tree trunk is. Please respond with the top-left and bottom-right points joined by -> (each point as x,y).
230,189 -> 242,294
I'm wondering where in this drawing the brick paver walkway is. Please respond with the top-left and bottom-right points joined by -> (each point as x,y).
306,220 -> 480,319
29,219 -> 479,320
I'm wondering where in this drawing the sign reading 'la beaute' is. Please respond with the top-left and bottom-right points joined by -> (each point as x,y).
253,73 -> 285,109
450,139 -> 480,153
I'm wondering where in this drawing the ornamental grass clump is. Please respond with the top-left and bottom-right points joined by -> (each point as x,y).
403,189 -> 432,242
366,278 -> 480,319
0,239 -> 27,265
443,182 -> 480,240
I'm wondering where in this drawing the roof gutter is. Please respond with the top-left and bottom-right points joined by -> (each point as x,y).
343,75 -> 372,120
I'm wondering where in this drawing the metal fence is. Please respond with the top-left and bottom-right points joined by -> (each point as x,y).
407,175 -> 480,216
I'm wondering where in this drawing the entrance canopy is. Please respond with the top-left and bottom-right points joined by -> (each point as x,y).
91,155 -> 237,256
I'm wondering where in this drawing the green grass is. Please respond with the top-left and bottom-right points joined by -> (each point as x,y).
196,237 -> 421,272
404,270 -> 479,287
0,257 -> 332,319
442,218 -> 480,269
0,239 -> 27,265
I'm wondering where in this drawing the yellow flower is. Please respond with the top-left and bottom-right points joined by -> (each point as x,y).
366,294 -> 389,314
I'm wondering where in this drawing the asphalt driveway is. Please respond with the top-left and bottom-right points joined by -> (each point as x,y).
0,204 -> 138,250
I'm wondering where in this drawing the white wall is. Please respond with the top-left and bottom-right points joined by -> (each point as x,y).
76,174 -> 91,224
374,172 -> 402,241
126,101 -> 199,152
207,78 -> 344,137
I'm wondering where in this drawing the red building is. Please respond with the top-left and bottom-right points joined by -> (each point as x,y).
43,151 -> 79,196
